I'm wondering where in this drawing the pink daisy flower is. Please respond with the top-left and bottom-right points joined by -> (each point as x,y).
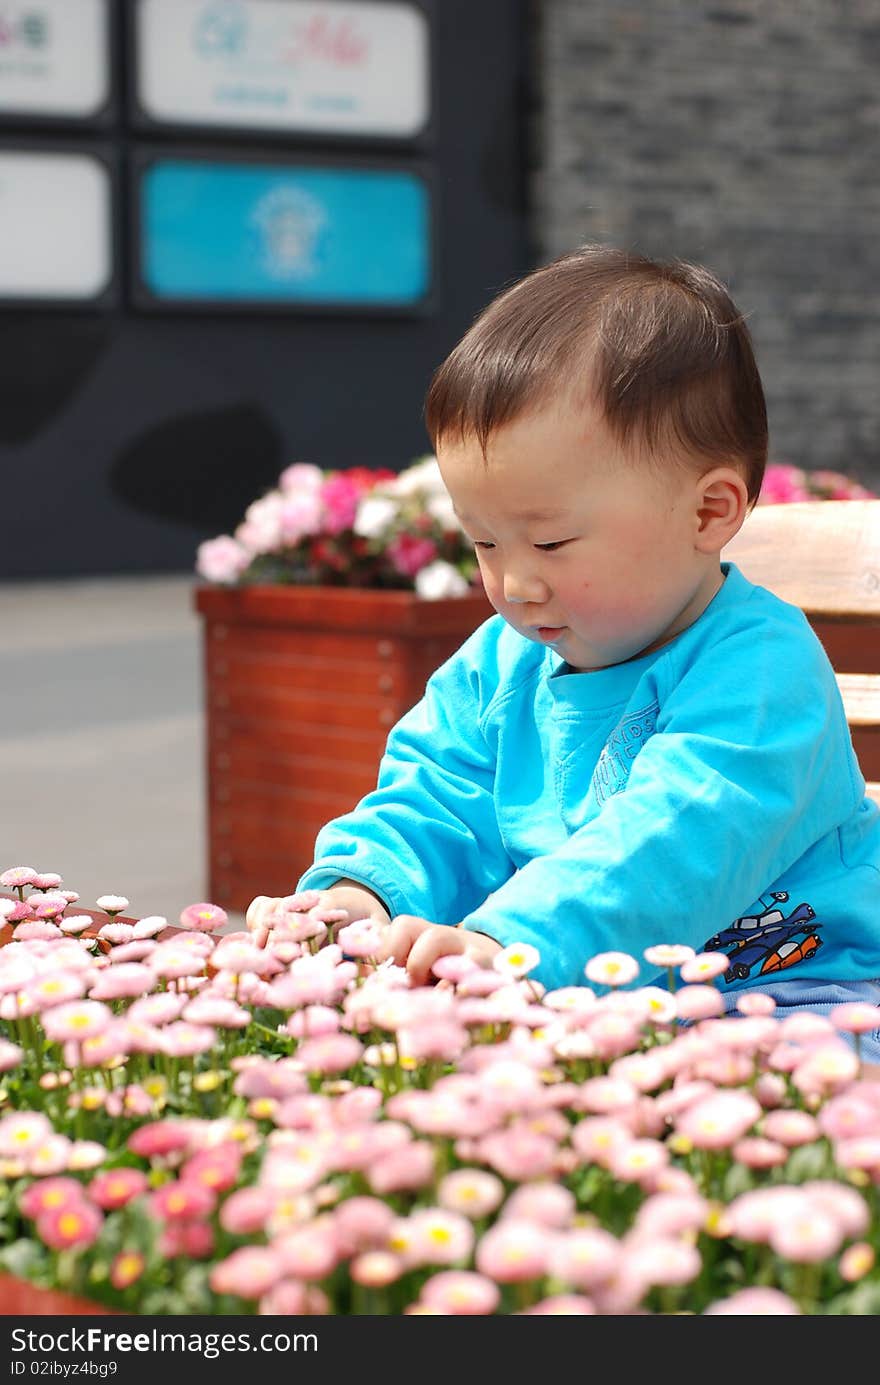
41,1000 -> 112,1044
829,1002 -> 880,1035
674,1089 -> 761,1150
522,1294 -> 595,1315
761,1108 -> 820,1147
474,1218 -> 550,1282
704,1287 -> 800,1315
550,1227 -> 620,1290
110,1251 -> 146,1291
89,1168 -> 149,1210
0,866 -> 38,889
349,1251 -> 404,1288
839,1242 -> 875,1282
20,1177 -> 85,1218
36,1200 -> 103,1251
209,1246 -> 282,1300
643,944 -> 695,969
420,1270 -> 500,1315
178,902 -> 228,933
584,951 -> 640,988
407,1208 -> 474,1266
679,952 -> 730,984
149,1180 -> 216,1223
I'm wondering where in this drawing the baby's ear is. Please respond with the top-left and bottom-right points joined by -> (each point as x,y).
694,467 -> 749,551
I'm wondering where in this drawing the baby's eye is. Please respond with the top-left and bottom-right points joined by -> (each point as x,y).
534,540 -> 569,552
473,541 -> 496,550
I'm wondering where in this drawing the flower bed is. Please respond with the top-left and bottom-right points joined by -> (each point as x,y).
2,870 -> 880,1316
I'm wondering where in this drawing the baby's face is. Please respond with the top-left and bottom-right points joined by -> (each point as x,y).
437,397 -> 723,671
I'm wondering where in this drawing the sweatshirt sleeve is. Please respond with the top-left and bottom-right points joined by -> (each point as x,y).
296,623 -> 515,921
460,617 -> 863,991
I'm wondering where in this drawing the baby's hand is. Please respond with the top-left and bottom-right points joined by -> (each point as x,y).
382,915 -> 502,986
246,881 -> 390,949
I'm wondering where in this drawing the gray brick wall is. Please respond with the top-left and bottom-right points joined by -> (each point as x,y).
527,0 -> 880,483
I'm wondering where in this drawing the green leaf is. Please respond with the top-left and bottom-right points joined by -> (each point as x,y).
0,1238 -> 45,1278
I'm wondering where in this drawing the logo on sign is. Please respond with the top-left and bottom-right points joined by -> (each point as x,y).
193,0 -> 248,57
0,8 -> 50,50
250,186 -> 326,280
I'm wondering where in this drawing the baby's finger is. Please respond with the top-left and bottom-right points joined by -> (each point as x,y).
406,927 -> 466,987
280,890 -> 323,913
382,915 -> 434,966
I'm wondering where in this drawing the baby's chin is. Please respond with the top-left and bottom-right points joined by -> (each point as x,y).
554,629 -> 669,672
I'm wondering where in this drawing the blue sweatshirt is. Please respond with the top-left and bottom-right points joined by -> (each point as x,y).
298,563 -> 880,994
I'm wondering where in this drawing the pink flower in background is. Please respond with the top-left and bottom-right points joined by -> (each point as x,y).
758,464 -> 811,503
387,532 -> 438,577
758,462 -> 875,505
320,472 -> 367,534
278,462 -> 323,493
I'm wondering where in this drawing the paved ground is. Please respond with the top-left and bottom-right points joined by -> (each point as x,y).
2,574 -> 245,929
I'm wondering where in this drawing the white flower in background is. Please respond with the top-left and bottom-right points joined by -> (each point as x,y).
415,560 -> 471,600
353,495 -> 400,539
196,536 -> 250,584
389,455 -> 444,497
235,492 -> 284,555
426,492 -> 459,529
96,895 -> 129,915
279,490 -> 324,544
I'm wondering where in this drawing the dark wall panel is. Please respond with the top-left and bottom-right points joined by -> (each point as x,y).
1,0 -> 528,580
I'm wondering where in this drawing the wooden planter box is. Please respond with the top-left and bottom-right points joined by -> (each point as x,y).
194,585 -> 492,913
0,1273 -> 116,1315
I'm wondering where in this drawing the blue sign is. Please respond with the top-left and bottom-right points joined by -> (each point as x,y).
138,158 -> 432,308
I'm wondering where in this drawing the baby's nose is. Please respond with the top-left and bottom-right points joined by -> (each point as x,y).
503,570 -> 547,604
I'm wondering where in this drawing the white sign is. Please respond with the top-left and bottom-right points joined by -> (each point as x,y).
0,0 -> 109,118
0,152 -> 112,299
136,0 -> 430,137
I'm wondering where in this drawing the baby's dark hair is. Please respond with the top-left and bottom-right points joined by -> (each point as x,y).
425,243 -> 768,504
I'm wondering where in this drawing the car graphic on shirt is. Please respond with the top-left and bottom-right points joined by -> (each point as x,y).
703,893 -> 823,984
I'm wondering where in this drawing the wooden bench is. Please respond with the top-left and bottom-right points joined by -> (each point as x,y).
724,499 -> 880,805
